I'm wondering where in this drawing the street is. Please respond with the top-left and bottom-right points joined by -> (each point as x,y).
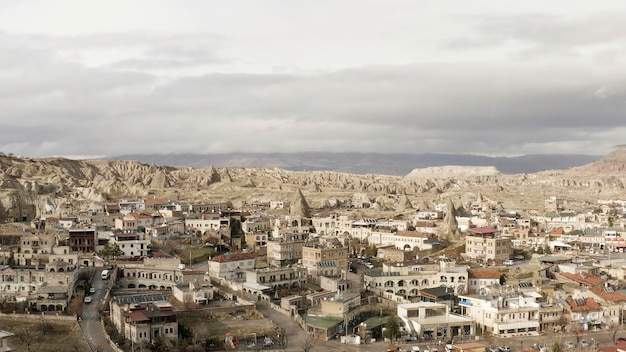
79,267 -> 116,352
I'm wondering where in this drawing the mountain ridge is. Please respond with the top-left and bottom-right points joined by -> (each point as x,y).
107,152 -> 601,176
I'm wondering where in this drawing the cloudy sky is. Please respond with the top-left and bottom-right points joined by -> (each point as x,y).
1,0 -> 625,158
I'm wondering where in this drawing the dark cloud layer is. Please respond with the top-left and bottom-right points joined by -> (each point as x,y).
1,7 -> 625,158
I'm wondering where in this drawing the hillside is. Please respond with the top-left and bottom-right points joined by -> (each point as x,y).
0,147 -> 625,221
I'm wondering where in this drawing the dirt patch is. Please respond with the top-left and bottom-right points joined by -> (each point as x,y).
0,317 -> 90,352
179,308 -> 275,341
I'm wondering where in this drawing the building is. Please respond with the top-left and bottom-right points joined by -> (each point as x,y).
110,232 -> 151,258
245,266 -> 307,292
566,296 -> 603,331
467,269 -> 501,294
111,293 -> 177,346
266,235 -> 306,267
398,302 -> 474,339
208,251 -> 256,281
464,227 -> 512,265
301,243 -> 348,278
68,227 -> 97,253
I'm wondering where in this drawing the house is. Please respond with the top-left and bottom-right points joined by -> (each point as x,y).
559,271 -> 604,288
208,251 -> 256,281
68,227 -> 97,253
172,279 -> 214,305
467,269 -> 501,294
111,293 -> 177,346
566,296 -> 603,331
109,232 -> 151,258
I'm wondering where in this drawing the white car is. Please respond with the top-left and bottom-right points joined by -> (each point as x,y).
83,296 -> 92,304
503,260 -> 514,266
580,340 -> 589,348
565,341 -> 575,349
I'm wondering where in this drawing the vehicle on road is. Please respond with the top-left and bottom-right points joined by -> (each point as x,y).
503,260 -> 514,266
83,296 -> 92,303
499,346 -> 511,352
564,341 -> 575,349
101,269 -> 110,280
580,339 -> 589,348
514,255 -> 525,260
411,346 -> 420,352
485,346 -> 499,352
89,287 -> 96,294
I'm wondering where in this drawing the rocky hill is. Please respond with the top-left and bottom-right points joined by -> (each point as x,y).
0,147 -> 625,221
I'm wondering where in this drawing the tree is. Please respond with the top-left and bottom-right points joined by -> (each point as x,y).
551,341 -> 561,352
608,322 -> 621,343
383,315 -> 401,342
300,332 -> 317,352
100,242 -> 122,260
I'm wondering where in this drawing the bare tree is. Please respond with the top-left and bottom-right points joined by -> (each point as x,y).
15,323 -> 38,352
608,322 -> 622,343
300,333 -> 317,352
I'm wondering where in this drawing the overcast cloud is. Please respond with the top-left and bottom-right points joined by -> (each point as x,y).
1,0 -> 625,158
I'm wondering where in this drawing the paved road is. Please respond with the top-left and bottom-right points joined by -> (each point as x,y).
79,268 -> 116,352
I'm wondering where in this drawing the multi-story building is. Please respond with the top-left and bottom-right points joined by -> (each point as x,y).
185,213 -> 230,235
111,293 -> 177,346
208,251 -> 256,281
266,234 -> 306,267
363,258 -> 468,298
118,256 -> 183,290
398,302 -> 474,339
110,232 -> 151,258
190,203 -> 229,214
68,227 -> 97,253
464,227 -> 512,264
245,266 -> 307,292
301,243 -> 348,278
458,285 -> 543,336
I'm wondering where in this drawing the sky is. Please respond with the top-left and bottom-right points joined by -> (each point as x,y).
1,0 -> 625,158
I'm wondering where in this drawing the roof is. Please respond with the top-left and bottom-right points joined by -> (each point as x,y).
152,251 -> 170,258
420,286 -> 456,298
396,231 -> 429,238
566,297 -> 602,312
362,316 -> 390,329
561,271 -> 604,287
590,286 -> 626,302
210,251 -> 256,263
145,198 -> 168,204
301,314 -> 343,329
114,293 -> 168,305
468,268 -> 501,279
467,227 -> 499,235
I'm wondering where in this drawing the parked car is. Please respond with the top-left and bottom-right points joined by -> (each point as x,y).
411,346 -> 420,352
89,287 -> 96,294
83,296 -> 92,304
499,346 -> 511,352
485,346 -> 499,352
564,341 -> 575,349
503,260 -> 514,266
514,255 -> 525,260
580,339 -> 589,348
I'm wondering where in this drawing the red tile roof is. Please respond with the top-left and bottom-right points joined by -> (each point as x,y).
145,198 -> 168,204
566,297 -> 601,312
468,268 -> 501,279
560,272 -> 604,287
467,227 -> 499,235
590,286 -> 626,302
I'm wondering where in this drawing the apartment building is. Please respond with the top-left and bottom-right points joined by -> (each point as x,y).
464,227 -> 512,264
68,227 -> 97,253
301,243 -> 348,278
266,234 -> 306,267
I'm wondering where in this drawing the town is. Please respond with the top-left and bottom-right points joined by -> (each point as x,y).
1,191 -> 626,352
